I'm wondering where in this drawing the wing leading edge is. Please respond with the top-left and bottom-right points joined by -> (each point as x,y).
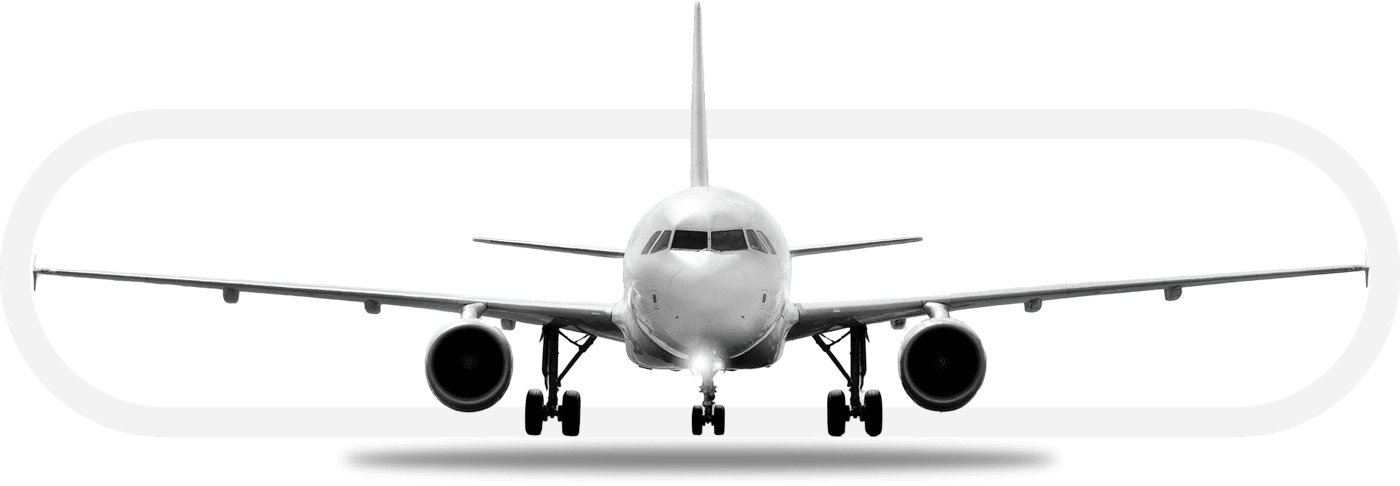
790,237 -> 923,257
471,238 -> 625,258
788,264 -> 1367,340
33,267 -> 622,340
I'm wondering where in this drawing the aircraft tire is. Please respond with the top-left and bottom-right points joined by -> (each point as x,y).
863,389 -> 883,437
525,389 -> 544,436
691,405 -> 704,435
826,390 -> 848,436
561,390 -> 581,436
713,404 -> 726,436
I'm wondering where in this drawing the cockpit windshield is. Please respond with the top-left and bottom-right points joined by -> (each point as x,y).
710,229 -> 747,252
755,230 -> 775,254
641,231 -> 662,253
671,230 -> 709,251
745,230 -> 768,253
654,230 -> 672,252
642,228 -> 776,254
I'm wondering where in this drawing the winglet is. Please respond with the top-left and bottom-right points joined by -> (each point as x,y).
1365,251 -> 1369,288
32,254 -> 39,290
689,2 -> 709,187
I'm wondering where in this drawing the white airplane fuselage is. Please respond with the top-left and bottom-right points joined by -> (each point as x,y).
612,186 -> 798,371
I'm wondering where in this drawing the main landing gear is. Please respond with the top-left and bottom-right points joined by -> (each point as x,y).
690,365 -> 726,435
525,326 -> 596,436
813,324 -> 882,436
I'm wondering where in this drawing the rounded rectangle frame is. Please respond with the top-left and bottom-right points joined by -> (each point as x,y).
3,109 -> 1395,436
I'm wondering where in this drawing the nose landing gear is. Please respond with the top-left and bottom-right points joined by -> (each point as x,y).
814,324 -> 882,436
690,366 -> 726,435
524,326 -> 596,436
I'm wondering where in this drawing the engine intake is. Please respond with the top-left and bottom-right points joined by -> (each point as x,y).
425,319 -> 513,412
898,317 -> 986,412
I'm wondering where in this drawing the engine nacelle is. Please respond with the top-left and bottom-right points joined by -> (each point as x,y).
425,318 -> 513,412
898,317 -> 986,412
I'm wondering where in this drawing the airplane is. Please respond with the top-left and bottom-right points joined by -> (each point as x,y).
30,3 -> 1369,437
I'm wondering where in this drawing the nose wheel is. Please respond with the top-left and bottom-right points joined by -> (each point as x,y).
690,367 -> 726,435
815,324 -> 882,436
524,326 -> 595,436
691,404 -> 725,435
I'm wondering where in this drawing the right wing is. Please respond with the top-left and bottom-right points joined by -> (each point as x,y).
471,237 -> 624,258
33,267 -> 622,340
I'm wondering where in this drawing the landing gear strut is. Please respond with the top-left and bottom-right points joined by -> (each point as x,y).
814,324 -> 882,436
691,363 -> 726,435
525,326 -> 595,436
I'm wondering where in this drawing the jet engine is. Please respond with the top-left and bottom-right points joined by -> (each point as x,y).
425,318 -> 514,412
897,317 -> 986,412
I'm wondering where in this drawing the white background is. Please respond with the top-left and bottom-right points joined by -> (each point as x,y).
25,139 -> 1369,409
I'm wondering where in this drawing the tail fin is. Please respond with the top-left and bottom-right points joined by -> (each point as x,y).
690,2 -> 709,187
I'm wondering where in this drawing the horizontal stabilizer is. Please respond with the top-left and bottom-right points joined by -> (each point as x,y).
472,238 -> 625,258
790,237 -> 923,257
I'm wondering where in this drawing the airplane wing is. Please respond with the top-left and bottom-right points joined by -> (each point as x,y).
790,237 -> 922,257
33,267 -> 622,340
787,264 -> 1368,340
472,237 -> 625,258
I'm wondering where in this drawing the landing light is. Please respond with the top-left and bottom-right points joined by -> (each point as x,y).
690,355 -> 724,374
689,356 -> 709,375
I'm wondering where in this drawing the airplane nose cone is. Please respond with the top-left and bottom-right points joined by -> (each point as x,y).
650,264 -> 769,359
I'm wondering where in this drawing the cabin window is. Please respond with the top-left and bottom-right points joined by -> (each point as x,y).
647,230 -> 673,254
641,231 -> 662,254
756,230 -> 776,254
710,229 -> 747,252
671,230 -> 709,250
746,229 -> 770,254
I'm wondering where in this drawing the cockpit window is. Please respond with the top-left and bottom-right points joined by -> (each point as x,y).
710,229 -> 747,252
648,228 -> 775,254
671,230 -> 708,250
756,230 -> 776,254
641,231 -> 662,254
650,230 -> 672,253
746,229 -> 769,254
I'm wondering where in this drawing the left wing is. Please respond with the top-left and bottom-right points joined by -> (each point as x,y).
790,237 -> 922,257
33,267 -> 622,340
788,264 -> 1367,340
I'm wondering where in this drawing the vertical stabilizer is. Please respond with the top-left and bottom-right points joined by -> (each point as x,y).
690,3 -> 709,187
